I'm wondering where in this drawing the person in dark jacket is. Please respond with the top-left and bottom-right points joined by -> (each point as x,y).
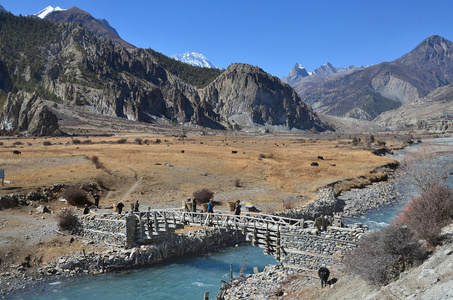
116,202 -> 124,214
234,200 -> 241,215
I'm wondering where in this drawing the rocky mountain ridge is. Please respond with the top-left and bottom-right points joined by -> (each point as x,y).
284,35 -> 453,128
0,13 -> 330,135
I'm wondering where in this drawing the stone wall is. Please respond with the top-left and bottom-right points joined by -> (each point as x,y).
278,223 -> 367,269
76,214 -> 127,246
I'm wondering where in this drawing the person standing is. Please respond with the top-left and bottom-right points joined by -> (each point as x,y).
191,197 -> 197,213
207,198 -> 214,213
116,202 -> 124,214
93,193 -> 100,208
234,200 -> 241,215
134,200 -> 140,212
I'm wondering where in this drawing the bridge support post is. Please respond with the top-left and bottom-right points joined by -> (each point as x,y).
253,222 -> 258,247
276,225 -> 281,261
153,211 -> 159,235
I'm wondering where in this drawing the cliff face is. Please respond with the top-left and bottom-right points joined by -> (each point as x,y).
0,15 -> 331,134
1,91 -> 59,136
199,64 -> 329,131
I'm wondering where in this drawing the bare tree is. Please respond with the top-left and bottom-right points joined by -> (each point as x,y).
399,142 -> 453,193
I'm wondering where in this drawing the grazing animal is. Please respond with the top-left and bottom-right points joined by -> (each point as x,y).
318,267 -> 330,288
317,156 -> 324,161
330,163 -> 336,167
13,150 -> 21,155
181,150 -> 185,153
232,151 -> 238,154
311,162 -> 319,166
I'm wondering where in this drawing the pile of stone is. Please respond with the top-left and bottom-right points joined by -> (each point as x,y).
217,265 -> 288,299
275,188 -> 337,220
339,181 -> 399,217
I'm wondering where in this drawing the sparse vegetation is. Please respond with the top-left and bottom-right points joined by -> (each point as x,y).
42,141 -> 52,146
234,179 -> 241,187
72,139 -> 81,144
60,186 -> 91,207
193,188 -> 214,204
396,185 -> 453,246
344,224 -> 423,286
57,208 -> 80,232
117,138 -> 127,144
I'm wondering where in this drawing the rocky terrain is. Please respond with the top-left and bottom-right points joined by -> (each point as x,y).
0,11 -> 330,135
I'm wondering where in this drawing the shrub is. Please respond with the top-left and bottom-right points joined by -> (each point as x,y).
344,224 -> 423,286
61,186 -> 91,207
193,188 -> 214,204
43,141 -> 52,146
155,138 -> 162,144
13,141 -> 23,145
117,138 -> 127,144
72,139 -> 81,144
234,179 -> 241,187
82,139 -> 92,144
396,185 -> 453,246
57,209 -> 80,232
134,138 -> 143,145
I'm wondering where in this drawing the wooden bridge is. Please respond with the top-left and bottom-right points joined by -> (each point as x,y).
132,208 -> 351,266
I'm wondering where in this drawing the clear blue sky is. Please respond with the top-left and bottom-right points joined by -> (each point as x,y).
3,0 -> 453,77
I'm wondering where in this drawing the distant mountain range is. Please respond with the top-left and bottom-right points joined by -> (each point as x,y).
172,52 -> 217,68
282,36 -> 453,128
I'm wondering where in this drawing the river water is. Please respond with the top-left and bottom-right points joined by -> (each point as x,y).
11,245 -> 277,300
10,138 -> 453,300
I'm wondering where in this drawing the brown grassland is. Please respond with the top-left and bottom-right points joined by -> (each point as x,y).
0,132 -> 401,212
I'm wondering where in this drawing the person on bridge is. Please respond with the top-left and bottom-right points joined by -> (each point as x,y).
134,200 -> 140,212
207,198 -> 214,213
234,200 -> 241,215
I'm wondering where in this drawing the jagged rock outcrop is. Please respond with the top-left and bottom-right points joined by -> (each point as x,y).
1,91 -> 59,135
199,64 -> 330,131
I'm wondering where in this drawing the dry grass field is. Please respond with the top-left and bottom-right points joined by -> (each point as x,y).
0,132 -> 401,213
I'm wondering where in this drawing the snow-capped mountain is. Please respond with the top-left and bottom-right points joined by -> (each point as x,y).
171,52 -> 217,68
34,5 -> 66,19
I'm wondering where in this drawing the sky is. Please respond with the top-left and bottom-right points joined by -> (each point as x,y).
3,0 -> 453,78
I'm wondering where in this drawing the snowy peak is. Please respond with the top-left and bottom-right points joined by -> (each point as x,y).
171,52 -> 216,68
281,63 -> 310,85
34,5 -> 66,19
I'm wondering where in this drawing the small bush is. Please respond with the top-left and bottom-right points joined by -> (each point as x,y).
43,141 -> 52,146
134,138 -> 143,145
234,179 -> 241,187
344,224 -> 423,286
193,188 -> 214,204
396,185 -> 453,246
61,186 -> 91,207
155,138 -> 162,144
72,139 -> 81,144
57,209 -> 80,232
82,139 -> 92,144
13,141 -> 23,145
117,138 -> 127,144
